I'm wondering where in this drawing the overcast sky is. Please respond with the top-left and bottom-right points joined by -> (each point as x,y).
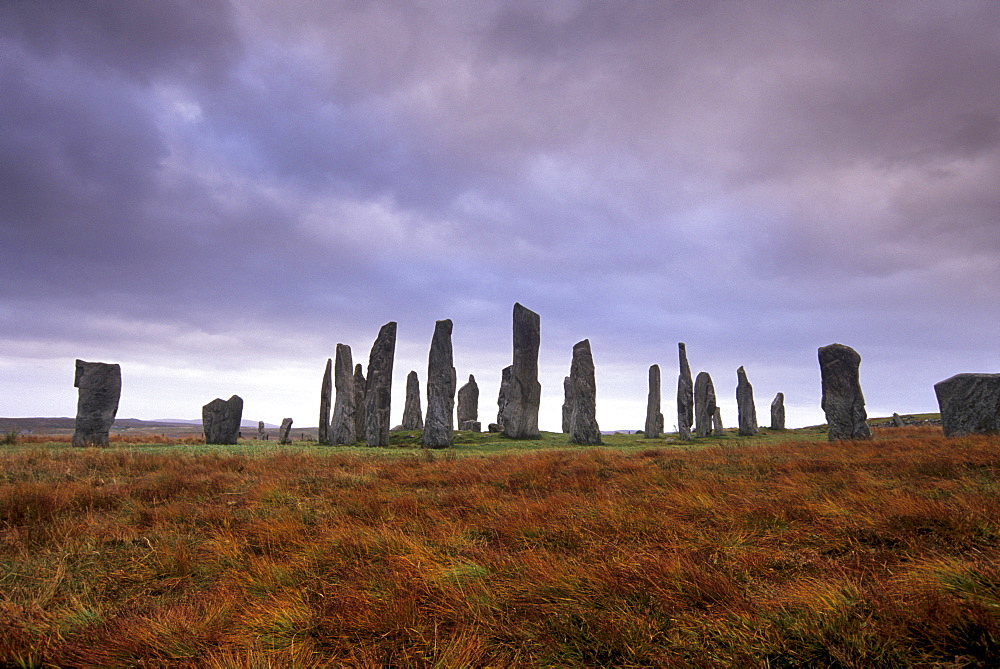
2,1 -> 998,432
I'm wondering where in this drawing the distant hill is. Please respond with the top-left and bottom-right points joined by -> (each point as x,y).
0,417 -> 280,435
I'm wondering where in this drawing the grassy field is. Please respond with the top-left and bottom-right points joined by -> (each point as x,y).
2,424 -> 998,666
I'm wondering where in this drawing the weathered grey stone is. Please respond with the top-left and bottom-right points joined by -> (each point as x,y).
892,412 -> 905,428
677,343 -> 694,441
331,344 -> 357,444
318,358 -> 332,444
561,376 -> 573,433
770,392 -> 785,430
72,359 -> 121,447
353,364 -> 366,442
934,373 -> 1000,437
502,303 -> 541,439
364,322 -> 396,447
645,364 -> 664,438
278,418 -> 293,444
568,339 -> 602,445
736,366 -> 759,436
818,343 -> 872,441
694,371 -> 716,438
457,374 -> 479,425
422,319 -> 455,448
487,423 -> 501,433
713,407 -> 724,436
203,395 -> 243,445
459,420 -> 481,432
257,421 -> 266,440
402,370 -> 424,430
497,365 -> 512,430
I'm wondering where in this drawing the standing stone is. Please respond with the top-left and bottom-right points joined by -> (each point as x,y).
568,339 -> 602,445
422,319 -> 455,448
257,421 -> 266,440
331,344 -> 357,444
736,366 -> 759,436
203,395 -> 243,445
694,372 -> 716,438
713,407 -> 725,436
561,376 -> 573,433
818,343 -> 872,441
497,365 -> 512,429
72,359 -> 121,447
364,322 -> 396,447
934,373 -> 1000,437
457,374 -> 479,425
770,393 -> 786,430
278,418 -> 293,444
677,343 -> 694,441
402,370 -> 424,430
645,364 -> 664,438
353,364 -> 366,442
892,412 -> 905,428
318,358 -> 332,444
502,303 -> 541,439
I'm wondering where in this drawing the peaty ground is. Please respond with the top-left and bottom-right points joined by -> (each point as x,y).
1,426 -> 999,666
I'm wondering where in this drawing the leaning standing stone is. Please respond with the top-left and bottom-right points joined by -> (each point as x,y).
72,359 -> 121,447
364,322 -> 397,447
569,339 -> 602,445
422,319 -> 455,448
318,358 -> 332,444
818,343 -> 872,441
497,365 -> 512,430
203,395 -> 243,445
457,374 -> 479,426
677,343 -> 694,441
502,303 -> 541,439
770,392 -> 785,430
694,371 -> 716,438
278,418 -> 293,444
736,366 -> 759,436
402,370 -> 424,430
934,373 -> 1000,437
353,364 -> 366,442
713,407 -> 725,436
331,344 -> 356,444
645,364 -> 664,438
561,376 -> 573,433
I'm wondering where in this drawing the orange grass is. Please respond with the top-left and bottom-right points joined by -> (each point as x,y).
1,426 -> 999,666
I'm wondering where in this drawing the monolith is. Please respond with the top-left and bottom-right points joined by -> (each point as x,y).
770,392 -> 785,430
318,358 -> 332,444
364,322 -> 396,446
257,421 -> 265,440
72,359 -> 121,447
353,364 -> 366,441
736,366 -> 759,436
457,374 -> 479,425
694,371 -> 716,438
892,412 -> 905,428
561,376 -> 573,433
677,343 -> 694,441
278,418 -> 293,444
934,373 -> 1000,437
422,319 -> 455,448
818,343 -> 872,441
502,303 -> 541,439
497,365 -> 512,429
713,407 -> 724,436
331,344 -> 357,444
645,364 -> 664,438
203,395 -> 243,445
402,370 -> 423,429
568,339 -> 602,445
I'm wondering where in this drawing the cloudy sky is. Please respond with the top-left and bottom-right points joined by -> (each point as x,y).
2,1 -> 998,432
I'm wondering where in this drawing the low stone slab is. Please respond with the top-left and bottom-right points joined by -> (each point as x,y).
934,373 -> 1000,437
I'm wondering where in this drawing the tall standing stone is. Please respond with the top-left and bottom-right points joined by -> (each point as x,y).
770,392 -> 786,430
561,376 -> 573,433
568,339 -> 602,445
645,364 -> 664,438
934,373 -> 1000,437
203,395 -> 243,445
402,370 -> 424,430
677,343 -> 694,441
713,407 -> 725,436
72,359 -> 121,447
457,374 -> 479,426
364,322 -> 396,446
422,319 -> 455,448
331,344 -> 357,444
736,366 -> 759,436
353,364 -> 366,442
257,421 -> 266,440
318,358 -> 332,444
502,303 -> 541,439
278,418 -> 293,444
496,365 -> 512,430
694,371 -> 716,438
818,343 -> 872,441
